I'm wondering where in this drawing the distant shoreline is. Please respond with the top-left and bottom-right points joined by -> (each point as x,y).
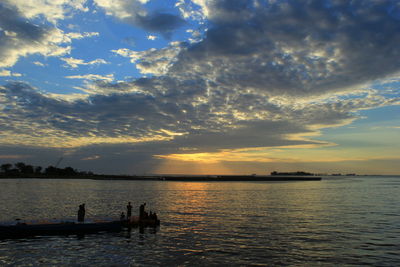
3,162 -> 398,181
2,174 -> 399,181
0,174 -> 322,181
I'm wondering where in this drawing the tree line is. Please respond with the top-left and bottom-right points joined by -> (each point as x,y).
0,162 -> 94,177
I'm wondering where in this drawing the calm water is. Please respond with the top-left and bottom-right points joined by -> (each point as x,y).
0,176 -> 399,266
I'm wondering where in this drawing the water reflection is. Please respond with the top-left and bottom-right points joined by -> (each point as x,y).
162,182 -> 211,224
0,178 -> 399,266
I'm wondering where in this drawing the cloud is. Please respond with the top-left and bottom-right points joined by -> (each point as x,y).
82,0 -> 400,154
0,4 -> 66,68
94,0 -> 185,36
64,32 -> 99,40
147,35 -> 157,41
61,57 -> 108,69
65,74 -> 114,82
81,155 -> 101,161
0,4 -> 98,69
0,69 -> 22,77
2,0 -> 88,24
33,61 -> 46,67
0,82 -> 182,148
169,0 -> 400,98
0,154 -> 27,159
1,78 -> 397,150
112,42 -> 184,75
176,0 -> 208,22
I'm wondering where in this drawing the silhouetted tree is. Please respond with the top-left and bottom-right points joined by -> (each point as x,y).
1,163 -> 12,173
15,162 -> 26,173
44,166 -> 57,176
14,162 -> 35,174
24,165 -> 34,174
35,166 -> 42,175
63,167 -> 77,176
0,161 -> 94,178
8,168 -> 20,175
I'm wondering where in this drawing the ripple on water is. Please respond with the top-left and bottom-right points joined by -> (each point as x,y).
0,178 -> 400,266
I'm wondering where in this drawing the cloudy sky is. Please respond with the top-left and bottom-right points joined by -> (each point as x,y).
0,0 -> 399,175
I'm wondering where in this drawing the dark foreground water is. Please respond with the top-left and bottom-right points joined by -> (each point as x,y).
0,176 -> 399,266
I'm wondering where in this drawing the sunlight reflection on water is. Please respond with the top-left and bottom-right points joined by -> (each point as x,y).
0,177 -> 399,266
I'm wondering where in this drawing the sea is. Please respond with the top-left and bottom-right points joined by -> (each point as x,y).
0,176 -> 399,266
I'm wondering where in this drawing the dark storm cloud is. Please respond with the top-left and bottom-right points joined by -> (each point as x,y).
172,0 -> 400,96
167,121 -> 317,151
0,82 -> 181,139
0,4 -> 45,40
0,4 -> 47,67
2,81 -> 393,174
135,12 -> 186,37
1,80 -> 391,149
93,0 -> 185,37
0,3 -> 74,68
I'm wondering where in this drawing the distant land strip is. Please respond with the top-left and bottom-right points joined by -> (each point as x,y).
0,162 -> 322,181
93,175 -> 322,181
0,174 -> 321,181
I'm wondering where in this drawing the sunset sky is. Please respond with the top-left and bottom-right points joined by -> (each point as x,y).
0,0 -> 399,175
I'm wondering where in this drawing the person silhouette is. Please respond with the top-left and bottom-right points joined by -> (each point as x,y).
127,202 -> 132,219
78,203 -> 85,222
139,202 -> 146,220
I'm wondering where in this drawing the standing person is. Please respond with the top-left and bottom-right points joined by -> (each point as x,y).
139,202 -> 146,220
78,203 -> 85,222
127,202 -> 132,219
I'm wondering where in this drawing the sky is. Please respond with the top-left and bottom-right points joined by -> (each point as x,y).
0,0 -> 399,175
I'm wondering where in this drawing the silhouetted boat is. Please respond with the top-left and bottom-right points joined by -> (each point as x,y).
0,217 -> 160,239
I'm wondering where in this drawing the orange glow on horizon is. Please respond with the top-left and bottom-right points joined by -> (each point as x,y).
153,159 -> 235,175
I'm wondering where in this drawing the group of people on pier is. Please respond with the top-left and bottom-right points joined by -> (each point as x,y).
138,202 -> 158,221
77,202 -> 157,223
120,201 -> 133,221
120,202 -> 157,222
